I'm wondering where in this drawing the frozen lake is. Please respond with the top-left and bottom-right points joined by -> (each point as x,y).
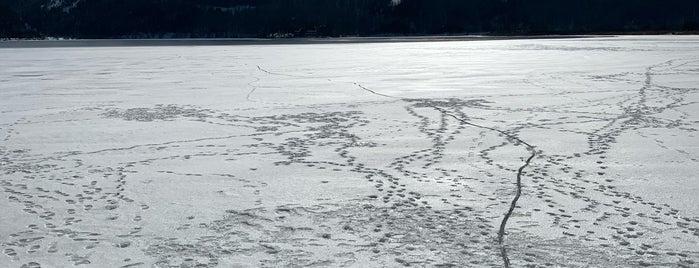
1,36 -> 698,267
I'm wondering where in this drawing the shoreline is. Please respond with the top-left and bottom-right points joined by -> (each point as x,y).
0,35 -> 601,48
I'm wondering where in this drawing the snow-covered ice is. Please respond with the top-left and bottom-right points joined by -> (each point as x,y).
1,36 -> 698,267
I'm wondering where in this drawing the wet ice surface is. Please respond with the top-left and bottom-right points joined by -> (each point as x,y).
1,36 -> 699,267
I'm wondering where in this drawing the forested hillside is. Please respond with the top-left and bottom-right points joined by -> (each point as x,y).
1,0 -> 698,38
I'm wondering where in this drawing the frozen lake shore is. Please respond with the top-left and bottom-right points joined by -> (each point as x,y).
1,36 -> 698,267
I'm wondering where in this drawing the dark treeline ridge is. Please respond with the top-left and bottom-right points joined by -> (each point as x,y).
1,0 -> 698,39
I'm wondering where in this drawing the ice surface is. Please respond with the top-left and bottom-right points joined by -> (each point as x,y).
1,36 -> 698,267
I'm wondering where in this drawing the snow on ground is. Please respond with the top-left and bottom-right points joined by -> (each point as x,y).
1,36 -> 698,267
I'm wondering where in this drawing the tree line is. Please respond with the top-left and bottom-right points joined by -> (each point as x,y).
1,0 -> 698,38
